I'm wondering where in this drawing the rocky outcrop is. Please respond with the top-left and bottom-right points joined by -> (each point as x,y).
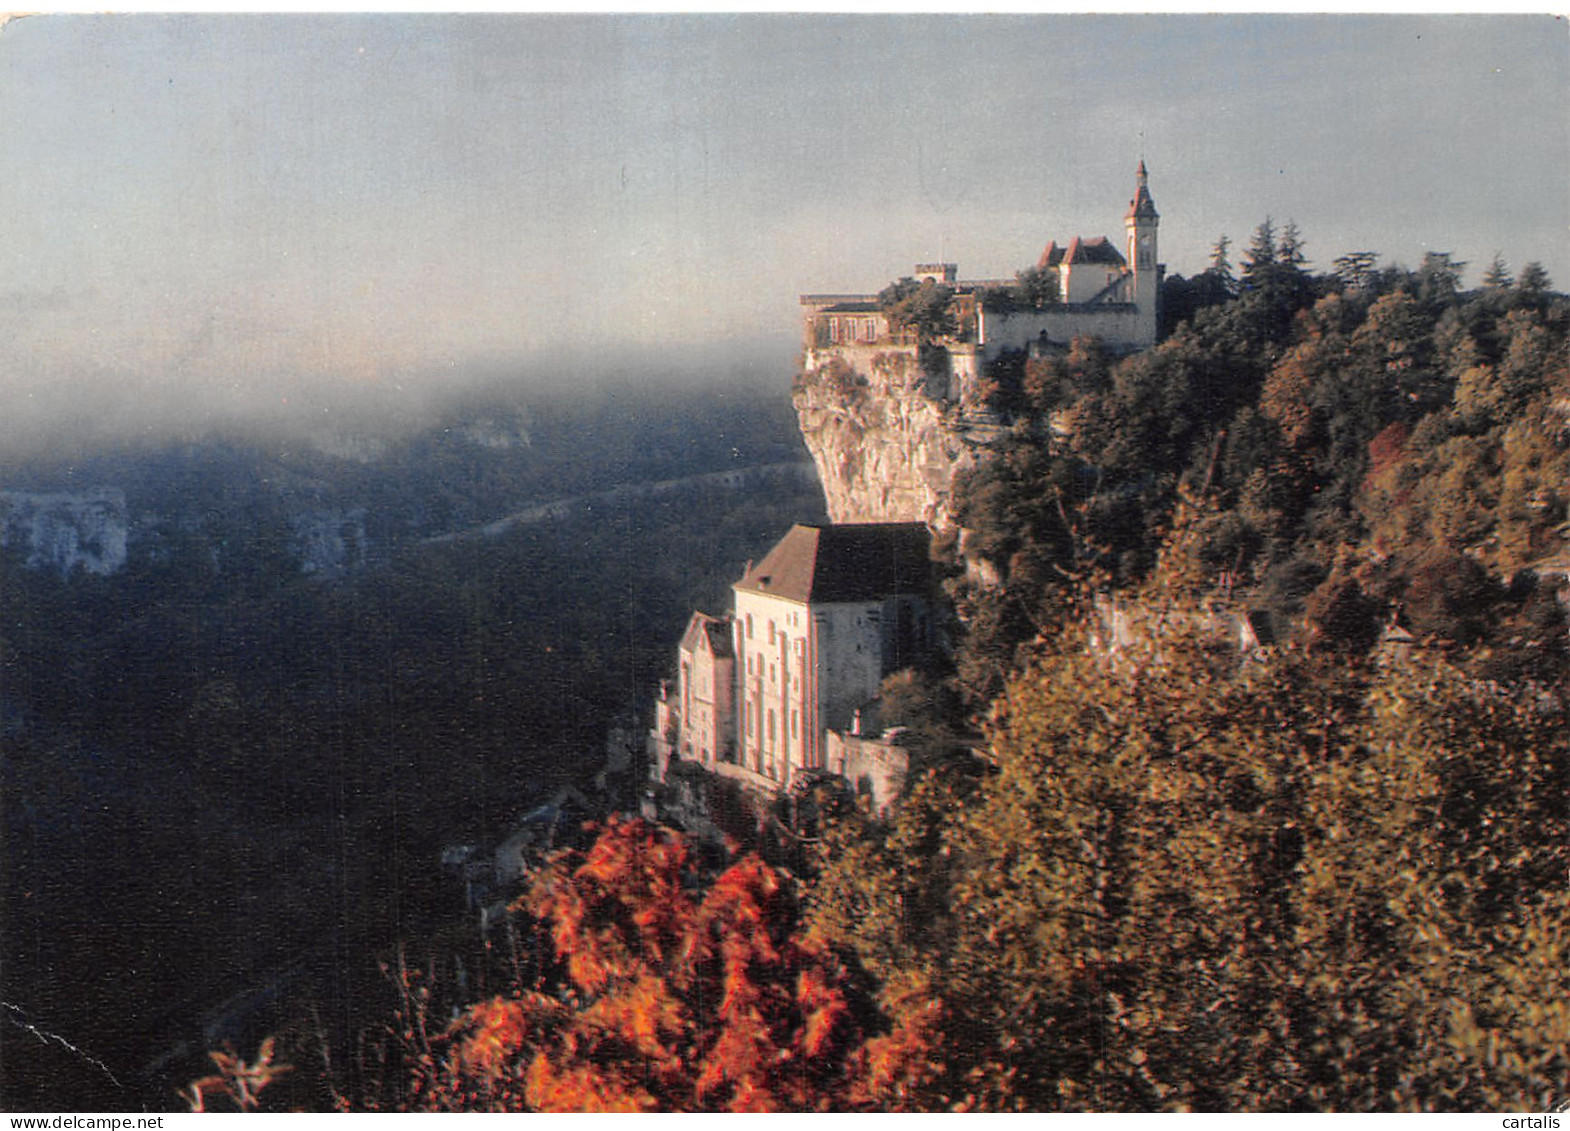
792,345 -> 1004,530
0,489 -> 130,577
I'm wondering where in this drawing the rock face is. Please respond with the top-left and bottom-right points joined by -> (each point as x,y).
0,489 -> 130,577
792,345 -> 1003,530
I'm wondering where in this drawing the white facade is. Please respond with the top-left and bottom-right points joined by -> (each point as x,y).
1059,253 -> 1126,303
654,523 -> 934,796
654,611 -> 736,773
732,588 -> 815,782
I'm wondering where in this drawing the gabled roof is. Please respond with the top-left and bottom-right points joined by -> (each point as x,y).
679,611 -> 734,659
1039,236 -> 1127,270
734,523 -> 932,605
1066,236 -> 1127,266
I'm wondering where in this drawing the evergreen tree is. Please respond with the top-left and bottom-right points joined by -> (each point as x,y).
1483,251 -> 1513,289
1332,250 -> 1380,291
1517,261 -> 1552,295
1241,217 -> 1277,285
1416,251 -> 1468,306
1209,233 -> 1233,277
1011,264 -> 1060,308
1188,234 -> 1239,308
1278,220 -> 1308,271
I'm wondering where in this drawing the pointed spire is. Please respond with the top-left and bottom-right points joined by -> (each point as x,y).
1126,160 -> 1159,222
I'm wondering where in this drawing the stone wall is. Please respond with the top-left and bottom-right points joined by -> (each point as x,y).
823,729 -> 908,814
978,304 -> 1153,356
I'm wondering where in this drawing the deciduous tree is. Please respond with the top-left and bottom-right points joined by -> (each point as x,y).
400,818 -> 946,1112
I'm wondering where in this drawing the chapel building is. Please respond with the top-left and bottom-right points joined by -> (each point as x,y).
651,522 -> 935,800
799,162 -> 1162,393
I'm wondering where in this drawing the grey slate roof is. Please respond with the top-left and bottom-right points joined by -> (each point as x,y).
679,611 -> 734,658
1038,235 -> 1127,270
734,523 -> 932,605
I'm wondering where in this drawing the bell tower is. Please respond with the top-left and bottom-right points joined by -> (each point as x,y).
1124,160 -> 1160,343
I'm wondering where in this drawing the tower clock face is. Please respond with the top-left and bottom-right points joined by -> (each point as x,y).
1138,234 -> 1153,268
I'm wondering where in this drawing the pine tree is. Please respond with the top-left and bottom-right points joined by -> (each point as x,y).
1332,250 -> 1380,291
1417,251 -> 1467,304
1196,234 -> 1238,303
1517,261 -> 1552,294
1483,251 -> 1513,288
1241,217 -> 1277,284
1278,220 -> 1308,271
1209,233 -> 1232,275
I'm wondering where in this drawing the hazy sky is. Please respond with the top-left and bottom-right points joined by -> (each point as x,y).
1,13 -> 1566,451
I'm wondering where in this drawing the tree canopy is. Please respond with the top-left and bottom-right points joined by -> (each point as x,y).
807,631 -> 1570,1111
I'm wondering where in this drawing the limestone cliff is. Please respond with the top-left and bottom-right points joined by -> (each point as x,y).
792,345 -> 1004,530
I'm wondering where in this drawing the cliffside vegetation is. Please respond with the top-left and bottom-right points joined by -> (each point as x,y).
946,229 -> 1568,701
220,637 -> 1568,1112
806,633 -> 1568,1111
877,277 -> 957,342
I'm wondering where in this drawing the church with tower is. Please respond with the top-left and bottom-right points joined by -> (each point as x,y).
800,162 -> 1163,389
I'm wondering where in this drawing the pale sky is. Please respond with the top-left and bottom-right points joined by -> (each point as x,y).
1,13 -> 1566,451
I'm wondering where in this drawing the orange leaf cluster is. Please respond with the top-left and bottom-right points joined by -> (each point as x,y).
416,816 -> 944,1111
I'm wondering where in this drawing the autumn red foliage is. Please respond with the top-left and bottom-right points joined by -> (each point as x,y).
404,817 -> 944,1111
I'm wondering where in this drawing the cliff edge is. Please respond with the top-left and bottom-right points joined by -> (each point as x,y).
792,347 -> 1005,530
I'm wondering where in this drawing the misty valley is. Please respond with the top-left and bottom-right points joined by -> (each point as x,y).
0,384 -> 824,1109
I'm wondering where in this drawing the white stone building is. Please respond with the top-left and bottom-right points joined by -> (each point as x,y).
651,522 -> 935,798
654,611 -> 736,773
